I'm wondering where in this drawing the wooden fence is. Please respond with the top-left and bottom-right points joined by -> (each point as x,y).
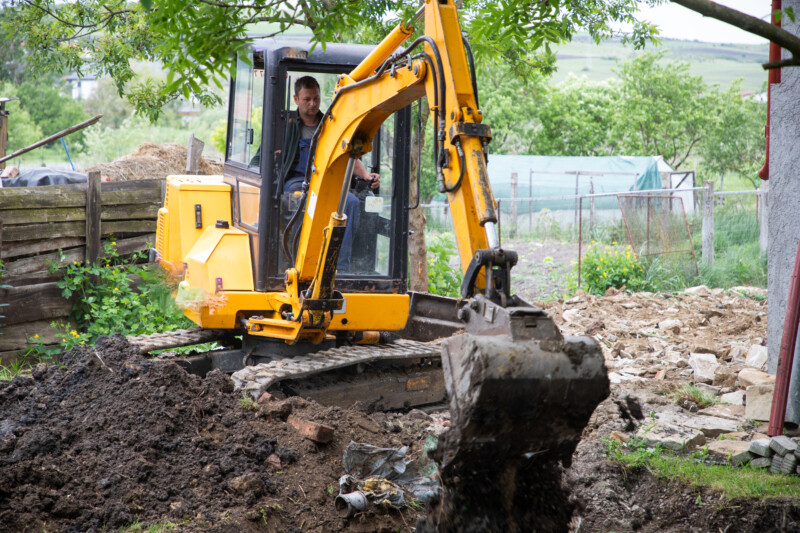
0,174 -> 165,359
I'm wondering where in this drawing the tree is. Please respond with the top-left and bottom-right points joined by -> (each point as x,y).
611,51 -> 711,169
0,82 -> 44,153
698,81 -> 766,190
17,81 -> 90,151
533,76 -> 619,156
2,0 -> 659,119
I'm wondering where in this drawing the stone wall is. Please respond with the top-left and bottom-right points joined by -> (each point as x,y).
767,0 -> 800,423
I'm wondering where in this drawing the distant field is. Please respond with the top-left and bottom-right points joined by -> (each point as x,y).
552,35 -> 769,92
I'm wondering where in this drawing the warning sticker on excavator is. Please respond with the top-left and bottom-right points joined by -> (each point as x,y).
365,196 -> 383,213
308,191 -> 317,219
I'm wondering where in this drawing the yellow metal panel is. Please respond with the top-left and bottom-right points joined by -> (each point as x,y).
328,293 -> 409,331
180,290 -> 280,328
185,227 -> 254,294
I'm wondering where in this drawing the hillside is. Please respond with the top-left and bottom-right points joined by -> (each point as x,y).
553,34 -> 769,92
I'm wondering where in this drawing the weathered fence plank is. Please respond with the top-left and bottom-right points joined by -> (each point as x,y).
0,282 -> 74,326
0,319 -> 62,353
0,186 -> 86,209
85,172 -> 102,263
1,237 -> 84,259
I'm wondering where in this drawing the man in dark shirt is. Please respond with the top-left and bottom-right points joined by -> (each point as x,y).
282,76 -> 379,271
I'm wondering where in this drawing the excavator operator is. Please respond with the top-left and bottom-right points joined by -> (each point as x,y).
282,75 -> 380,271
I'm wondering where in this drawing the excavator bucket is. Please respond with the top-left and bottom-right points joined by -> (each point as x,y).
423,295 -> 609,532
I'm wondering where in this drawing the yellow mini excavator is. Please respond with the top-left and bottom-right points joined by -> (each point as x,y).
142,1 -> 609,528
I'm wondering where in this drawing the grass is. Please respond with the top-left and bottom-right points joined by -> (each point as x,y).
0,359 -> 26,381
670,384 -> 719,409
605,438 -> 800,500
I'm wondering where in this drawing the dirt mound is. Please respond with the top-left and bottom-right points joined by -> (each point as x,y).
0,335 -> 429,532
86,143 -> 223,181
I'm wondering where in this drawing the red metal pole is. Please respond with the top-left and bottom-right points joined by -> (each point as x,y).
758,0 -> 783,181
769,235 -> 800,436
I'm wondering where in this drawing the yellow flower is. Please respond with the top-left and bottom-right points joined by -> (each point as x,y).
34,334 -> 39,339
81,341 -> 85,345
612,241 -> 617,245
114,287 -> 119,291
70,330 -> 78,336
112,241 -> 117,245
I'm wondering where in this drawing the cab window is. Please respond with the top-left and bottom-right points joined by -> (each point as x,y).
228,52 -> 264,168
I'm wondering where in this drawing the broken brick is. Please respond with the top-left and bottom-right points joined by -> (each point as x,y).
288,415 -> 334,443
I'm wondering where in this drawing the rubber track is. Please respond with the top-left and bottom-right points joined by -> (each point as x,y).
232,339 -> 442,398
128,328 -> 227,354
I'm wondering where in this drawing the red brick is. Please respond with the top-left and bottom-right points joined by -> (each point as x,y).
288,415 -> 334,443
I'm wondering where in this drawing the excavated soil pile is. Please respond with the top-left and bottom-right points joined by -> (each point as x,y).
86,143 -> 223,181
0,336 -> 427,532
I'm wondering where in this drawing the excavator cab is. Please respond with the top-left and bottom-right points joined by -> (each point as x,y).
222,42 -> 412,295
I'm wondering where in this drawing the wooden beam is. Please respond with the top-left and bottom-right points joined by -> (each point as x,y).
85,171 -> 102,263
0,114 -> 103,164
186,134 -> 204,175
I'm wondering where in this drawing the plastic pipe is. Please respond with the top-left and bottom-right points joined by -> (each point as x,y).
758,0 -> 782,181
769,234 -> 800,436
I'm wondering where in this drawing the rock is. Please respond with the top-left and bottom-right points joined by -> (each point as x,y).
690,344 -> 719,357
656,409 -> 739,438
695,383 -> 721,396
228,473 -> 264,495
706,440 -> 752,465
658,319 -> 683,334
664,350 -> 683,364
750,457 -> 771,468
738,368 -> 775,388
265,453 -> 282,469
748,439 -> 775,458
697,404 -> 745,421
654,369 -> 667,380
771,453 -> 798,475
608,431 -> 630,444
688,353 -> 719,384
725,431 -> 751,440
720,390 -> 745,406
770,435 -> 798,456
32,363 -> 47,380
636,422 -> 706,451
746,345 -> 768,370
713,368 -> 738,389
407,409 -> 432,421
169,501 -> 183,512
728,344 -> 748,363
257,392 -> 276,404
684,285 -> 711,296
745,384 -> 774,421
351,415 -> 381,434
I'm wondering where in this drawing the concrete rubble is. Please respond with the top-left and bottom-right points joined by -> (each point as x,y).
540,286 -> 800,476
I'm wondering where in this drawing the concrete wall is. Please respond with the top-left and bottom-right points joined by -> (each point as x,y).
767,0 -> 800,424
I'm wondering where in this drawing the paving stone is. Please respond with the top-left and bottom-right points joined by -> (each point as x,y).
636,422 -> 706,451
697,404 -> 745,421
738,368 -> 775,388
745,384 -> 774,422
746,344 -> 768,370
751,457 -> 771,468
772,453 -> 798,474
720,390 -> 745,406
656,410 -> 739,438
770,435 -> 798,456
748,438 -> 774,458
770,454 -> 784,474
725,431 -> 750,440
688,353 -> 719,384
707,440 -> 752,466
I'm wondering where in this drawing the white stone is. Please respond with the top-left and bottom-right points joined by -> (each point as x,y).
684,285 -> 711,296
738,368 -> 775,388
706,440 -> 752,465
656,409 -> 740,438
697,404 -> 745,421
745,384 -> 774,421
658,319 -> 683,334
688,353 -> 719,383
720,390 -> 745,406
636,422 -> 705,451
746,344 -> 769,370
729,343 -> 748,363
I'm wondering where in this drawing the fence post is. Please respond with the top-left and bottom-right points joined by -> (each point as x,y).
589,178 -> 595,234
661,172 -> 671,243
760,180 -> 769,254
85,171 -> 101,263
702,180 -> 714,266
510,172 -> 518,237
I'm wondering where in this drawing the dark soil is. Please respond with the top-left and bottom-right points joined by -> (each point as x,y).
0,335 -> 427,532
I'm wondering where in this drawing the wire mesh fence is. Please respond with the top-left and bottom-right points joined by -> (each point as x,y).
420,183 -> 767,295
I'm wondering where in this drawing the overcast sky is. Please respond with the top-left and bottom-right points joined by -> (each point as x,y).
635,1 -> 771,44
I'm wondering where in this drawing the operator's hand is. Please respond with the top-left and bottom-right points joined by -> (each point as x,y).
367,173 -> 380,190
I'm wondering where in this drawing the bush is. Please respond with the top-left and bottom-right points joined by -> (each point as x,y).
427,232 -> 462,297
26,240 -> 193,358
574,241 -> 654,295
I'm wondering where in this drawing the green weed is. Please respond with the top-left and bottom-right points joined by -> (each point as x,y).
604,437 -> 800,499
571,242 -> 654,295
239,395 -> 258,411
670,384 -> 720,410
